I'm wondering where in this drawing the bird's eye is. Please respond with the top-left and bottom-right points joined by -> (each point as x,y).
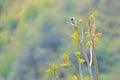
71,18 -> 74,20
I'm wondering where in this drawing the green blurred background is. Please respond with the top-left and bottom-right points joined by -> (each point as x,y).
0,0 -> 120,80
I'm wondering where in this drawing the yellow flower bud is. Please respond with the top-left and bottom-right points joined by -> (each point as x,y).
90,13 -> 95,20
86,41 -> 92,46
71,31 -> 79,39
46,68 -> 53,75
74,26 -> 80,31
78,58 -> 85,64
52,63 -> 58,71
85,76 -> 90,80
74,52 -> 81,57
79,18 -> 83,23
62,54 -> 69,62
70,75 -> 78,80
60,63 -> 71,67
94,37 -> 99,43
96,32 -> 102,37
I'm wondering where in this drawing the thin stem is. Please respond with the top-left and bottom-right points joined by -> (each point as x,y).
78,58 -> 84,80
90,45 -> 93,67
54,71 -> 59,80
92,39 -> 99,80
87,16 -> 98,80
87,16 -> 93,68
81,24 -> 84,42
70,61 -> 78,76
78,39 -> 94,80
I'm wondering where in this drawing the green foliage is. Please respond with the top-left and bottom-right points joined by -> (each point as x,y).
24,5 -> 38,21
0,0 -> 4,15
0,53 -> 16,75
6,17 -> 19,32
0,37 -> 4,50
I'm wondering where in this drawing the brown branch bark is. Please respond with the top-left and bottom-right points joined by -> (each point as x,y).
78,40 -> 94,80
78,59 -> 84,80
87,16 -> 99,80
92,39 -> 99,80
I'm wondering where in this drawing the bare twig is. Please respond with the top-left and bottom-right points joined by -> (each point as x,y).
90,45 -> 93,67
78,39 -> 94,80
87,16 -> 98,80
81,24 -> 84,42
92,39 -> 99,80
54,71 -> 59,80
70,61 -> 78,76
78,58 -> 84,80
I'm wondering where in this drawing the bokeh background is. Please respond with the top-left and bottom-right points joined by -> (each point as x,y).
0,0 -> 120,80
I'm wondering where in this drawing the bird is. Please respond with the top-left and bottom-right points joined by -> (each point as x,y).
70,17 -> 77,25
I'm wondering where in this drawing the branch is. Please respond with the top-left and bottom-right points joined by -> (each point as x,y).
78,59 -> 84,80
78,39 -> 94,80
